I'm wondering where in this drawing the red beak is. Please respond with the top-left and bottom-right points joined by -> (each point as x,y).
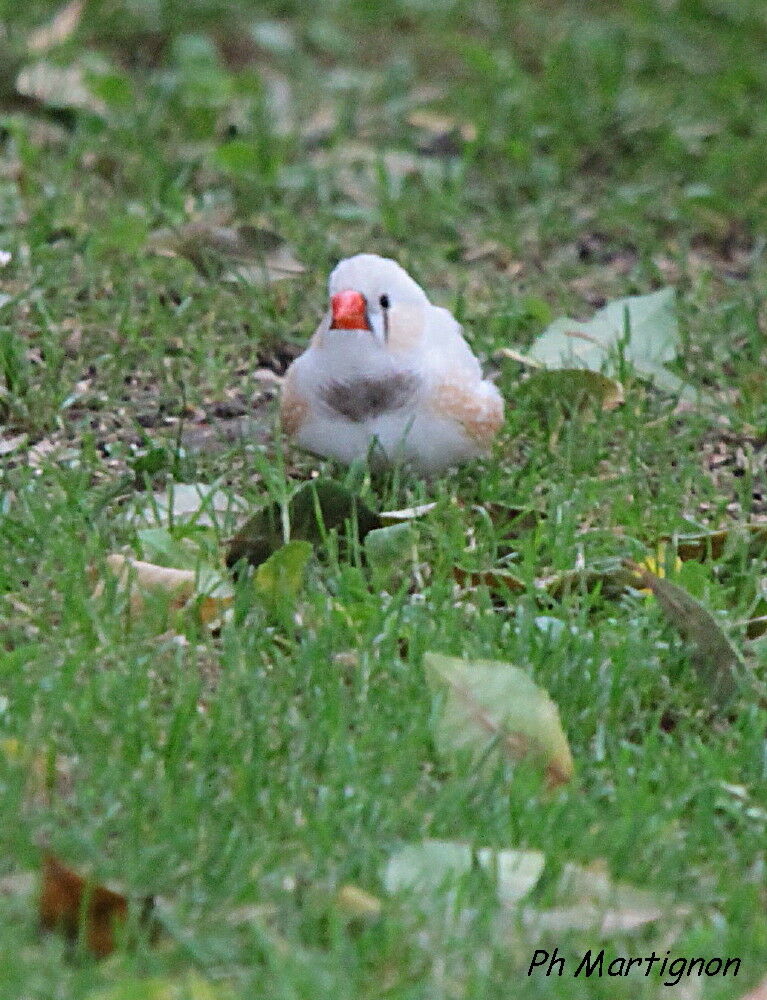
330,290 -> 370,331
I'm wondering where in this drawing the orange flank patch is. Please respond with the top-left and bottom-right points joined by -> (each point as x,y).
280,370 -> 309,437
431,379 -> 504,445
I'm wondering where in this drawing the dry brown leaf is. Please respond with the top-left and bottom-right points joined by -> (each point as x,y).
95,554 -> 232,625
336,884 -> 382,920
40,854 -> 132,957
658,524 -> 767,562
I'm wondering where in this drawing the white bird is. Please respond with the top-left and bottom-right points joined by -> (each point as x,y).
280,254 -> 504,474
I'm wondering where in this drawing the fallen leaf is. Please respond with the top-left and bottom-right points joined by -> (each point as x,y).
383,840 -> 544,907
227,479 -> 380,569
254,540 -> 312,616
227,244 -> 306,286
336,884 -> 383,920
627,561 -> 743,704
494,347 -> 544,368
424,653 -> 574,787
40,854 -> 153,958
454,562 -> 638,603
528,288 -> 697,397
537,563 -> 640,601
519,369 -> 624,416
383,840 -> 473,896
27,0 -> 84,53
477,848 -> 547,908
520,860 -> 687,935
95,554 -> 233,625
658,524 -> 767,562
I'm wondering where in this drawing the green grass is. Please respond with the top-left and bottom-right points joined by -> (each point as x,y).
1,0 -> 767,997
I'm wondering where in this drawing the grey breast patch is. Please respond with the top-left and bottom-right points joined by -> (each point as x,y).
321,371 -> 420,422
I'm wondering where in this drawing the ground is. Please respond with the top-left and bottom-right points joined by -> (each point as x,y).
0,0 -> 766,997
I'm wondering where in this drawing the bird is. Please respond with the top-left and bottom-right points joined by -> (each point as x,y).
280,253 -> 504,474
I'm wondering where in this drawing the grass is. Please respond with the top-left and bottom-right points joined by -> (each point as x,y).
1,0 -> 767,996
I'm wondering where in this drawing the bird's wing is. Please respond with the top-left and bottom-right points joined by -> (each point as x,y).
422,305 -> 483,378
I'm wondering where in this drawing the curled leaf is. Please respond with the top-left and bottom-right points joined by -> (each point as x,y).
658,524 -> 767,562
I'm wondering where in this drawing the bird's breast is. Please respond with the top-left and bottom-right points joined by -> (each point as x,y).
319,370 -> 420,423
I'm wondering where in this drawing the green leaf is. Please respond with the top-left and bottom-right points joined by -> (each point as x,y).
383,840 -> 473,896
364,522 -> 414,571
528,288 -> 695,395
254,540 -> 313,615
519,368 -> 624,417
423,653 -> 574,787
226,479 -> 381,569
629,563 -> 744,705
383,841 -> 545,907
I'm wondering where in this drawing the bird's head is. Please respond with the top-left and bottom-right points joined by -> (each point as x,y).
323,254 -> 429,350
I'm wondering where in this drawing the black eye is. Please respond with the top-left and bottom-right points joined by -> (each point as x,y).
379,294 -> 390,309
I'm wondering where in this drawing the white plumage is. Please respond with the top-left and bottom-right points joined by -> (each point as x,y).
280,254 -> 504,474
